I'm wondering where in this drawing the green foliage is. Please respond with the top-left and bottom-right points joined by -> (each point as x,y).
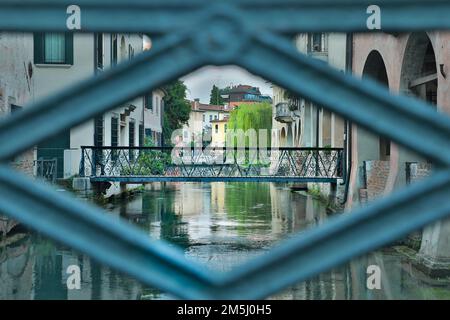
162,80 -> 192,146
227,102 -> 273,147
122,137 -> 171,175
209,85 -> 224,105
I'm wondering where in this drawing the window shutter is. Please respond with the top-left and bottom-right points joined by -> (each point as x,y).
65,33 -> 74,65
33,33 -> 44,64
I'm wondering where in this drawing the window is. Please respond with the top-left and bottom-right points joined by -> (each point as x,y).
94,116 -> 104,164
145,128 -> 152,138
215,125 -> 219,134
34,33 -> 73,65
111,117 -> 119,161
129,121 -> 135,161
203,114 -> 205,122
215,115 -> 218,120
10,104 -> 23,114
309,33 -> 325,53
111,117 -> 119,147
139,124 -> 144,147
94,116 -> 104,147
224,124 -> 227,132
128,44 -> 135,60
95,33 -> 103,70
209,115 -> 213,121
156,97 -> 159,115
129,121 -> 135,147
144,93 -> 153,111
111,34 -> 118,66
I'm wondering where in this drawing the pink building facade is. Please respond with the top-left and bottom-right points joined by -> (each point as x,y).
349,31 -> 450,275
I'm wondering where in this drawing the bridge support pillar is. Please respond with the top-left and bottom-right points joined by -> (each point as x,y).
416,219 -> 450,277
72,177 -> 92,191
120,183 -> 127,198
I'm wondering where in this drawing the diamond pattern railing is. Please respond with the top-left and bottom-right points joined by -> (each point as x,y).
1,0 -> 450,299
79,146 -> 344,183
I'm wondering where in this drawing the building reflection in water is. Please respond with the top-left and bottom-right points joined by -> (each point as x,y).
1,182 -> 450,300
0,235 -> 33,299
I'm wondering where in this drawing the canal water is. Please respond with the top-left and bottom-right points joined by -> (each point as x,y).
1,182 -> 450,300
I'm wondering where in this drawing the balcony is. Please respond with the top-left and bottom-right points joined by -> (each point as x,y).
275,103 -> 294,123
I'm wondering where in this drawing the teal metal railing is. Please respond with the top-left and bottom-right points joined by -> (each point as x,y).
79,146 -> 344,183
1,0 -> 450,299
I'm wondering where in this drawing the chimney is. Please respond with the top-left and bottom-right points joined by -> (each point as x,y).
194,98 -> 200,110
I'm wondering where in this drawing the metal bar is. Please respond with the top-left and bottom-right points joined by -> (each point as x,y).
79,147 -> 85,177
240,32 -> 450,166
0,164 -> 222,299
52,158 -> 57,183
0,31 -> 204,162
1,0 -> 450,33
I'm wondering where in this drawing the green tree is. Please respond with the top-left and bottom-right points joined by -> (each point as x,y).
227,102 -> 273,147
162,80 -> 191,146
209,85 -> 224,105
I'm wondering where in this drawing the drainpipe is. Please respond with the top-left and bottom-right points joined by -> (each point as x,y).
341,32 -> 353,205
315,106 -> 320,177
161,93 -> 165,146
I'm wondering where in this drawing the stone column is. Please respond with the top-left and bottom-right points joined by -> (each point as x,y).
407,162 -> 450,276
417,220 -> 450,276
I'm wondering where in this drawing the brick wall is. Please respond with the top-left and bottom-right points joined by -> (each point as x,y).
407,162 -> 432,184
11,149 -> 35,177
359,160 -> 391,204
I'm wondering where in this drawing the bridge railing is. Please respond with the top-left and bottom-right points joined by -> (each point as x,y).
34,158 -> 57,183
79,146 -> 344,181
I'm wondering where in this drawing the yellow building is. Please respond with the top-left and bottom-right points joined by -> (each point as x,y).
210,118 -> 229,147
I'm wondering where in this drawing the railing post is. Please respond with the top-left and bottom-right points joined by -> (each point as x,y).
79,147 -> 85,177
91,148 -> 97,177
100,147 -> 105,176
315,150 -> 320,177
341,142 -> 347,182
338,149 -> 344,178
53,158 -> 58,183
38,157 -> 43,179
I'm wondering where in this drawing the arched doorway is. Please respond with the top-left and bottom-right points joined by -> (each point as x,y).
401,32 -> 438,107
287,125 -> 293,147
120,36 -> 126,61
280,127 -> 287,147
362,50 -> 390,161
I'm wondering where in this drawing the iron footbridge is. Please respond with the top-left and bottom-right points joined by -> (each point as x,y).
79,146 -> 344,184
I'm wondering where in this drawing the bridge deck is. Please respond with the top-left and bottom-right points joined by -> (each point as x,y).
90,176 -> 340,184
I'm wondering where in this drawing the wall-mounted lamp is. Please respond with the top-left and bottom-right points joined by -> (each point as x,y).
440,64 -> 447,79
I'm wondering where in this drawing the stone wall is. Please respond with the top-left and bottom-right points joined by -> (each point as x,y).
11,149 -> 36,177
406,162 -> 432,184
359,160 -> 390,204
0,33 -> 35,235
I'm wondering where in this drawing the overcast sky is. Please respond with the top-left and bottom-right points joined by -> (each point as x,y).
181,65 -> 273,104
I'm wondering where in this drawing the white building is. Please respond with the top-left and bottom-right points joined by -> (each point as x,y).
31,32 -> 165,178
0,32 -> 36,175
182,99 -> 230,144
272,33 -> 346,149
0,32 -> 36,235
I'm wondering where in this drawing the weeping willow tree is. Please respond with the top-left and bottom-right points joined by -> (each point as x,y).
227,102 -> 273,147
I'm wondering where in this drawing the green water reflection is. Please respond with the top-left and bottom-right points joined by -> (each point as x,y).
1,182 -> 450,300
